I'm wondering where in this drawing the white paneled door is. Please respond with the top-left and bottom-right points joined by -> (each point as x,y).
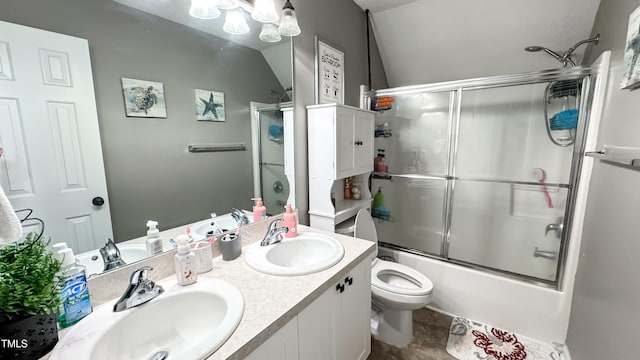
0,20 -> 113,253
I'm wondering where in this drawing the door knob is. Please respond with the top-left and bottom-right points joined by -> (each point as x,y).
92,196 -> 105,206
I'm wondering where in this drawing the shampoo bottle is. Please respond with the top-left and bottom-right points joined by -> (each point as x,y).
252,197 -> 267,222
57,248 -> 92,328
174,234 -> 197,286
283,204 -> 298,238
146,220 -> 163,256
373,186 -> 385,208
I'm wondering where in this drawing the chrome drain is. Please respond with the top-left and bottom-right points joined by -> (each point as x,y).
150,351 -> 168,360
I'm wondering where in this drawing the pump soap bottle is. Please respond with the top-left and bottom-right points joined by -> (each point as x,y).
174,234 -> 197,286
283,204 -> 298,238
252,197 -> 267,222
146,220 -> 163,256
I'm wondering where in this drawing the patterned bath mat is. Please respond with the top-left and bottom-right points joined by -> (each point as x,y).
446,317 -> 560,360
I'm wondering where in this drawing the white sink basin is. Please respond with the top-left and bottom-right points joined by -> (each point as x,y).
76,244 -> 148,275
244,232 -> 345,276
191,212 -> 252,241
49,277 -> 244,360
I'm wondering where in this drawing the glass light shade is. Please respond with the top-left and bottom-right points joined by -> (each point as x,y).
223,10 -> 250,35
259,23 -> 281,42
278,7 -> 301,36
215,0 -> 238,10
251,0 -> 279,23
189,0 -> 221,19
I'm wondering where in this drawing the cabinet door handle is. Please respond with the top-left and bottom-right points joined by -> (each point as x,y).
345,276 -> 353,286
354,140 -> 363,146
336,283 -> 345,293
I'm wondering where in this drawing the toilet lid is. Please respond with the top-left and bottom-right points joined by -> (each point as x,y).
371,260 -> 433,296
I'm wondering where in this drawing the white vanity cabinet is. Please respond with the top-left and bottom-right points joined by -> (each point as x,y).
244,317 -> 299,360
308,104 -> 375,232
297,259 -> 371,360
242,258 -> 371,360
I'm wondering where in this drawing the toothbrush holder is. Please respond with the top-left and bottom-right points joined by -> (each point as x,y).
190,241 -> 213,273
220,233 -> 242,261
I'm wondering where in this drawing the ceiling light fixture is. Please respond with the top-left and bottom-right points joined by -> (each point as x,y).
189,0 -> 221,19
259,23 -> 281,42
251,0 -> 279,23
278,0 -> 301,37
215,0 -> 239,10
223,9 -> 250,35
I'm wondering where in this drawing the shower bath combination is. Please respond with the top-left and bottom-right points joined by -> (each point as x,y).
525,35 -> 600,146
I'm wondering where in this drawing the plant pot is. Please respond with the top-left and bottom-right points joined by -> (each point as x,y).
0,312 -> 58,359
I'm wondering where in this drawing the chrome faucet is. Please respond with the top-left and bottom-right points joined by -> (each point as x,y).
113,266 -> 164,312
99,238 -> 126,271
545,217 -> 564,239
231,208 -> 250,226
260,219 -> 289,246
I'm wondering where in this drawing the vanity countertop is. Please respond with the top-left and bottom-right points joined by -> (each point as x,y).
47,224 -> 375,360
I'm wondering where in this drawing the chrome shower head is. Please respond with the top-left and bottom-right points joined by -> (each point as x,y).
525,46 -> 545,52
524,45 -> 568,65
525,34 -> 599,68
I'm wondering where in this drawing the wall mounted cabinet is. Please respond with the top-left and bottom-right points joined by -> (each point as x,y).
308,104 -> 375,232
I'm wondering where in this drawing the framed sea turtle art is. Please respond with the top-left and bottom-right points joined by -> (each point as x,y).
121,77 -> 167,118
194,89 -> 225,121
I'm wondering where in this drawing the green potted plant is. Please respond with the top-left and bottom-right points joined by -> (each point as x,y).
0,233 -> 62,359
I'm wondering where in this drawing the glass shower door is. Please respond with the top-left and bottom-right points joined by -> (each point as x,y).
257,108 -> 289,214
448,82 -> 575,281
371,91 -> 452,256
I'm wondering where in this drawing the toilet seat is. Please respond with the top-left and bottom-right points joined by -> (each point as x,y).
371,260 -> 433,296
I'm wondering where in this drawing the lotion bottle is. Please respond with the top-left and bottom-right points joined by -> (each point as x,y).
174,234 -> 197,286
283,204 -> 298,238
146,220 -> 163,256
252,197 -> 267,222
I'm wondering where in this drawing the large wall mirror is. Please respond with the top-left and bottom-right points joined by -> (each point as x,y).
0,0 -> 293,274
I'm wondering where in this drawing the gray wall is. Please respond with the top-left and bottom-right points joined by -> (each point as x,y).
0,0 -> 285,240
291,0 -> 388,224
567,0 -> 640,358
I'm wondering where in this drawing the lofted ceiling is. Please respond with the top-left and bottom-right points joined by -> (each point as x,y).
353,0 -> 602,88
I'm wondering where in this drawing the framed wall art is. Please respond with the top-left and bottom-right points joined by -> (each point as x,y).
194,89 -> 225,121
121,77 -> 166,118
621,4 -> 640,90
315,36 -> 344,104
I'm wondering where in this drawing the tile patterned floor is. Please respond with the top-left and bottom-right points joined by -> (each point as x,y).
368,308 -> 457,360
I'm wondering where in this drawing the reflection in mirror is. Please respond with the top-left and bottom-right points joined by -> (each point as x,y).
0,0 -> 293,275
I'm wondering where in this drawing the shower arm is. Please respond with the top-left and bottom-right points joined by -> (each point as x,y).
560,34 -> 600,67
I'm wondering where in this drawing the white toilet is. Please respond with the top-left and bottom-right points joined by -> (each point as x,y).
352,208 -> 433,347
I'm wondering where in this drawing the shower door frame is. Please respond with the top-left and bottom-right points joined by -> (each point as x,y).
250,102 -> 293,213
368,66 -> 597,290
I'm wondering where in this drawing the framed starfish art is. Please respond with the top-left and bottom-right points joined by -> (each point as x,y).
194,89 -> 225,121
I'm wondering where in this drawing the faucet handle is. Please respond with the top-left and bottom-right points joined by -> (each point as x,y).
130,266 -> 153,285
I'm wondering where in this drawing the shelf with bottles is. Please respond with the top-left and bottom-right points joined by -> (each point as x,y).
374,122 -> 392,138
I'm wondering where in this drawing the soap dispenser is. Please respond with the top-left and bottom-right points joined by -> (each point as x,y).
283,204 -> 298,238
251,197 -> 267,222
174,234 -> 197,286
146,220 -> 163,256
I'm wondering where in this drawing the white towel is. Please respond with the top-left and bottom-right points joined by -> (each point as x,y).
0,186 -> 22,248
